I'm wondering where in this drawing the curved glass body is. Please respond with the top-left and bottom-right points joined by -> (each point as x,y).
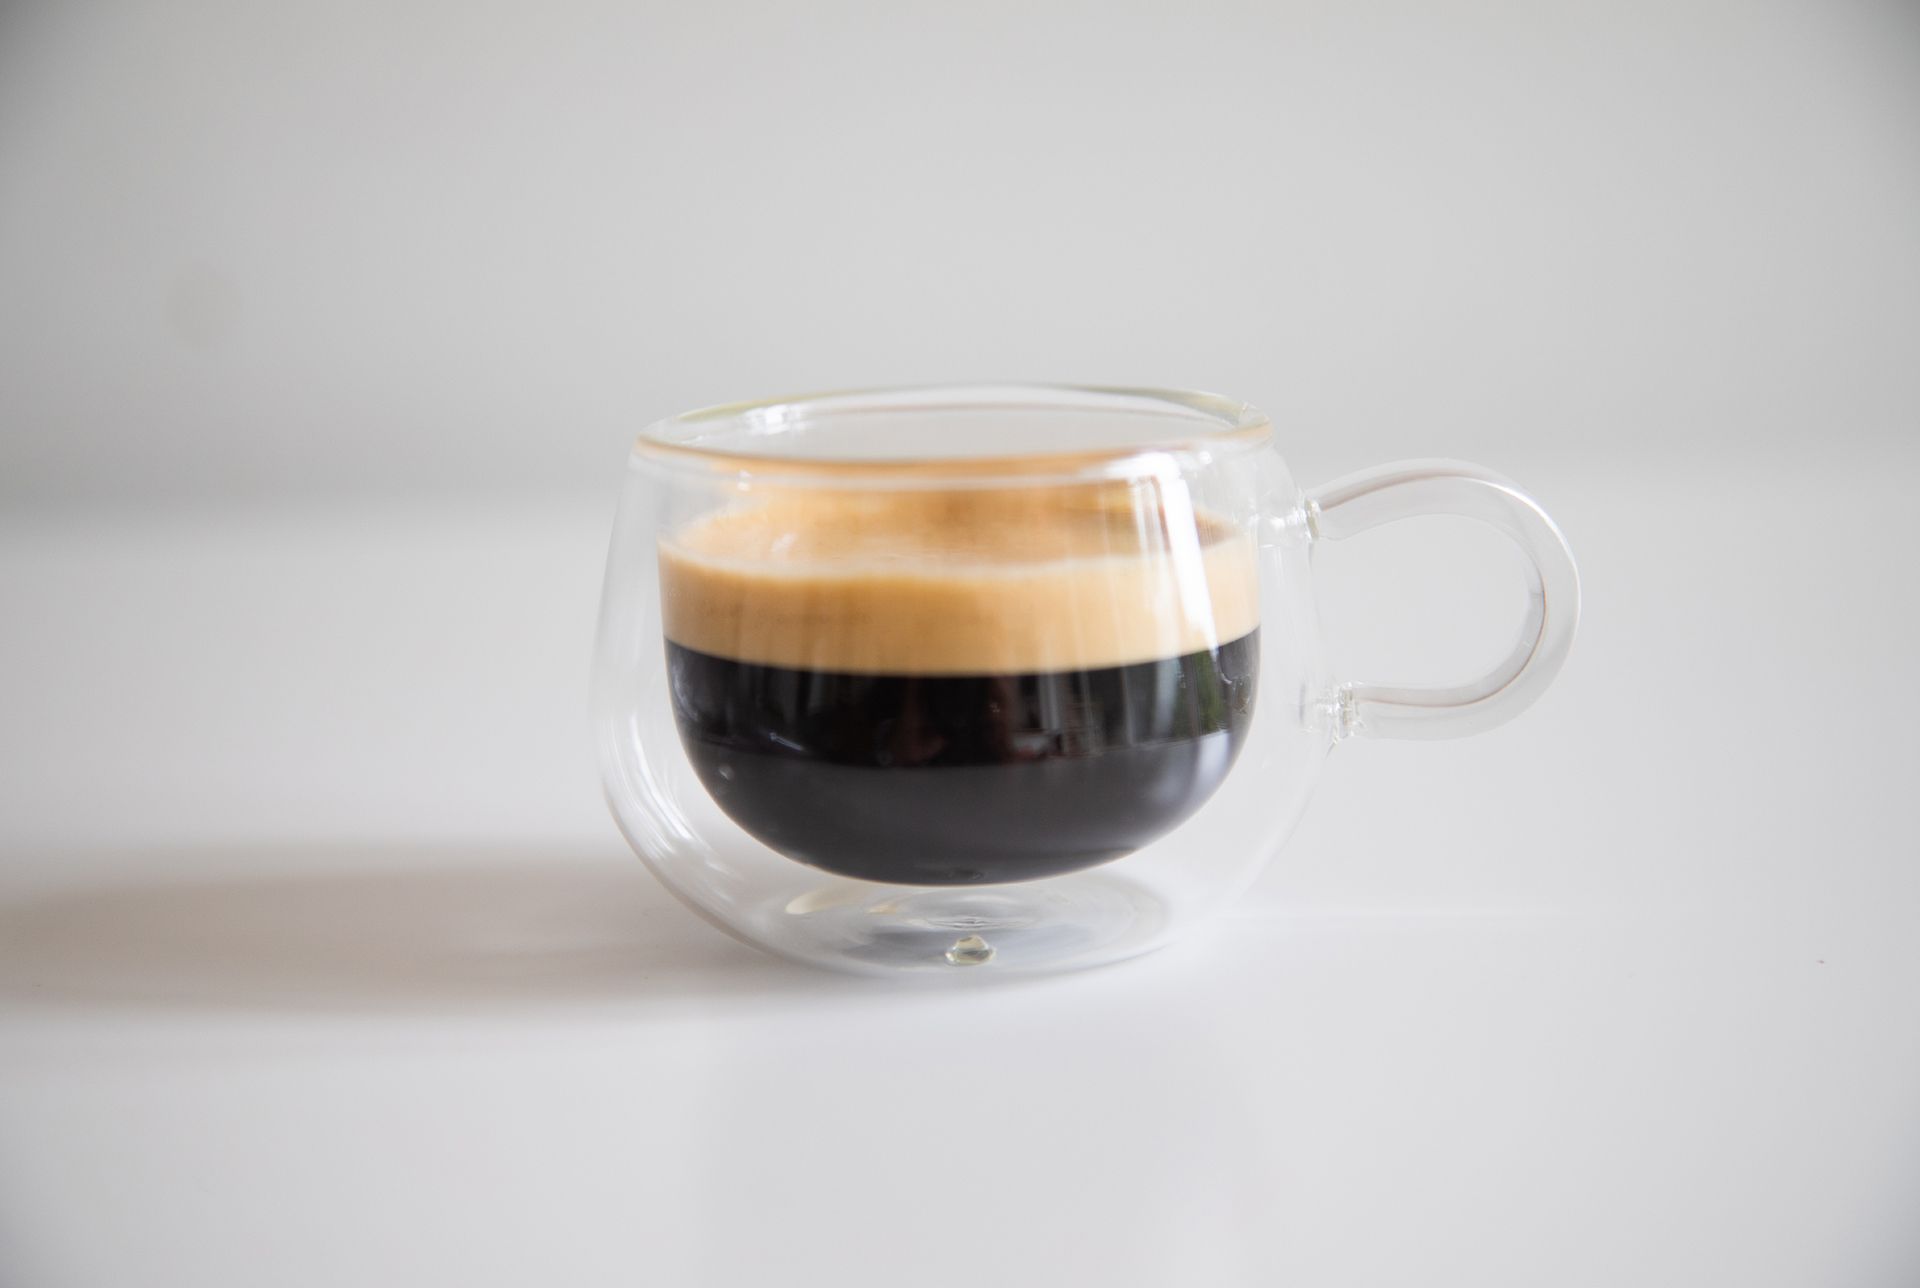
593,386 -> 1577,976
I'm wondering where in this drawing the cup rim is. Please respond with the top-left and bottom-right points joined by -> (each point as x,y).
631,383 -> 1273,481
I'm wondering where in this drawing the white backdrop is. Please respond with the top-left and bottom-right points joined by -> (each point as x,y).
3,0 -> 1917,506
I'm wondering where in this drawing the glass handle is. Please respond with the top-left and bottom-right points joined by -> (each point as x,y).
1305,460 -> 1580,740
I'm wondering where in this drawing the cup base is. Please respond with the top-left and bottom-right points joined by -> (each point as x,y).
732,869 -> 1173,977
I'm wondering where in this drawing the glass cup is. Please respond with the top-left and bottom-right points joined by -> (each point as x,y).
593,385 -> 1578,976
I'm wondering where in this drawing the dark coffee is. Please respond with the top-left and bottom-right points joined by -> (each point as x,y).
659,488 -> 1262,885
668,633 -> 1258,884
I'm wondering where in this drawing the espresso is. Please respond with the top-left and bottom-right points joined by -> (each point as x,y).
660,488 -> 1261,885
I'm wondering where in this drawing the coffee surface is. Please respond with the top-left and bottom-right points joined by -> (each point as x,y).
660,489 -> 1258,674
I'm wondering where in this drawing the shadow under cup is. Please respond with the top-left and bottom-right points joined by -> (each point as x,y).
660,491 -> 1261,886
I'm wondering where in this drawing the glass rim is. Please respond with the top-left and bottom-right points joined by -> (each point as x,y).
631,383 -> 1274,482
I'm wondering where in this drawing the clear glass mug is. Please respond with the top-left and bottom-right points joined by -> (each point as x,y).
593,386 -> 1578,976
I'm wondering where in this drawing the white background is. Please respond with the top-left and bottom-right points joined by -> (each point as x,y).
3,2 -> 1918,1285
5,0 -> 1918,502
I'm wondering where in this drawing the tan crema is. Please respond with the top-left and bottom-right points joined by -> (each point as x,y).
660,487 -> 1260,675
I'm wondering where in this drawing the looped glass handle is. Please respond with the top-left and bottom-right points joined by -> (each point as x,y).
1305,460 -> 1580,741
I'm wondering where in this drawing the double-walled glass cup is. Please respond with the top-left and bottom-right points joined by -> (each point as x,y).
594,386 -> 1577,976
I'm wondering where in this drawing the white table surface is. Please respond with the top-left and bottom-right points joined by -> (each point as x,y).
3,444 -> 1917,1287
